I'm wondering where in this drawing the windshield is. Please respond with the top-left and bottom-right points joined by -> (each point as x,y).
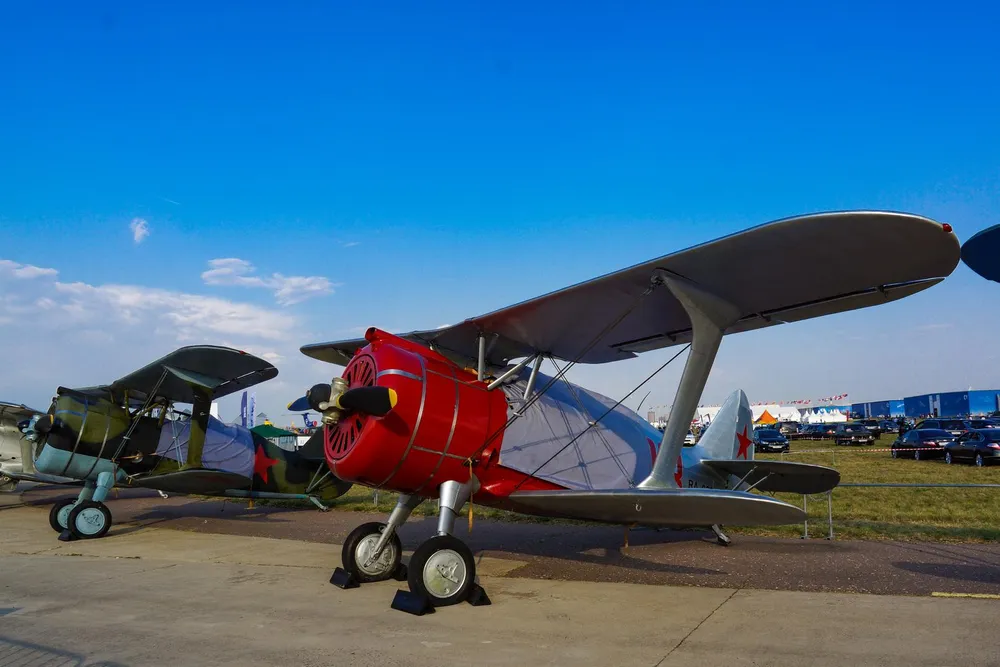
841,425 -> 865,433
918,430 -> 952,440
756,430 -> 783,440
941,420 -> 967,430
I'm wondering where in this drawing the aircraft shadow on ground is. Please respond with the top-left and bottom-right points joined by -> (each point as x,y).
892,561 -> 1000,584
0,636 -> 127,667
392,516 -> 722,576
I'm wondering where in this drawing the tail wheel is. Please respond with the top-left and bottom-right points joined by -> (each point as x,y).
408,534 -> 476,607
48,497 -> 77,532
68,500 -> 112,539
341,522 -> 401,583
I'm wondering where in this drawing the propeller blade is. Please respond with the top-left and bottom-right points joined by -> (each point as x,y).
287,395 -> 311,412
336,386 -> 398,417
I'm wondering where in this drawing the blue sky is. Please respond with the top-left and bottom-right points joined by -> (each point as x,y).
2,2 -> 1000,423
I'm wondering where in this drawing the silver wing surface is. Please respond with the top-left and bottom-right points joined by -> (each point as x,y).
301,211 -> 959,367
702,460 -> 840,495
505,488 -> 806,527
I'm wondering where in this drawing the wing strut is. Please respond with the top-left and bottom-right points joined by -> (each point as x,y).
640,272 -> 741,489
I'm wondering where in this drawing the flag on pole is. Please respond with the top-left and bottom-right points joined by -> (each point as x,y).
249,393 -> 256,427
240,391 -> 248,428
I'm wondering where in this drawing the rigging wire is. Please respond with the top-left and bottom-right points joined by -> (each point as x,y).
511,343 -> 691,493
465,281 -> 661,466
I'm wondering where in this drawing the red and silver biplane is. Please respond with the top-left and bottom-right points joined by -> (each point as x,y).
291,211 -> 959,607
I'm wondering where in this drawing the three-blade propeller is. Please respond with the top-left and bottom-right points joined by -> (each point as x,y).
287,383 -> 397,419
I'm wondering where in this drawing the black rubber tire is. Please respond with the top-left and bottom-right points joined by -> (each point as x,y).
67,500 -> 112,539
407,534 -> 476,607
341,522 -> 402,583
48,498 -> 77,533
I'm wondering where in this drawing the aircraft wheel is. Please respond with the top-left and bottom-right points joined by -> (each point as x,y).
341,522 -> 401,583
48,498 -> 77,533
407,534 -> 476,607
68,500 -> 111,539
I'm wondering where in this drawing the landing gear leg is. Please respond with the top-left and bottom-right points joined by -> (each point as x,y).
711,524 -> 731,547
405,480 -> 485,608
337,493 -> 420,585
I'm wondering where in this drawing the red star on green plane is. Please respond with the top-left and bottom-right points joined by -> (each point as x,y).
253,444 -> 279,484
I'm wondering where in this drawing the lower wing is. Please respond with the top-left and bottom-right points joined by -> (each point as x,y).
505,487 -> 805,527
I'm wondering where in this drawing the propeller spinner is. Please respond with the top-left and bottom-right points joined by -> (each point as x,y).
287,378 -> 397,424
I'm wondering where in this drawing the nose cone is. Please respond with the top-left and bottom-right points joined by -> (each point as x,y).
33,413 -> 56,435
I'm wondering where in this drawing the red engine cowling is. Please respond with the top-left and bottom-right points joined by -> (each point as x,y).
323,328 -> 509,497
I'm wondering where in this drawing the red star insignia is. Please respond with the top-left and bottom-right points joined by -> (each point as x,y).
647,437 -> 658,465
674,455 -> 683,487
253,444 -> 279,484
736,425 -> 752,460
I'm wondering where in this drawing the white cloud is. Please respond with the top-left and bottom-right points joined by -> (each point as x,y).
201,258 -> 335,305
342,241 -> 361,248
0,258 -> 327,420
0,259 -> 59,279
130,217 -> 150,244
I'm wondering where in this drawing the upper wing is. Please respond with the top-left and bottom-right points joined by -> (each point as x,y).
505,487 -> 805,527
302,211 -> 959,367
961,223 -> 1000,283
0,401 -> 44,422
70,346 -> 278,404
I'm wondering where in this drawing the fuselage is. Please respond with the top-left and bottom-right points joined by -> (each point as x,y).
30,391 -> 349,501
321,330 -> 740,506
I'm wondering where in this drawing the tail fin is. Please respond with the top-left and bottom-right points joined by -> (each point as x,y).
697,389 -> 754,461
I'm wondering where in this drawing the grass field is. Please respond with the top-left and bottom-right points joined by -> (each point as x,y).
267,434 -> 1000,543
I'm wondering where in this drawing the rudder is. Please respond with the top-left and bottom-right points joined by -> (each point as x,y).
697,389 -> 754,461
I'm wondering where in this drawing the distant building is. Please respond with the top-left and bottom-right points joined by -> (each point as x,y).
646,410 -> 656,423
255,412 -> 269,427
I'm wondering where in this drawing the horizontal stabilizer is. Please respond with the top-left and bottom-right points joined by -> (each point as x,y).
506,487 -> 805,527
126,469 -> 250,495
703,460 -> 840,495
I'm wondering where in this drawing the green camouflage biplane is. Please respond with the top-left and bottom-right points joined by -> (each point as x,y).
16,346 -> 351,539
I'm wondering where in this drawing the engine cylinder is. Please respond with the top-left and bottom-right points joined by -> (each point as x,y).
324,330 -> 509,496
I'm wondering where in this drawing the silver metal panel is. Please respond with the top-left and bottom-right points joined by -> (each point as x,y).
506,487 -> 806,527
302,211 -> 959,367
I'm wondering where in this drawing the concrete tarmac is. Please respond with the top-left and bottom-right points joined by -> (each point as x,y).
2,505 -> 999,666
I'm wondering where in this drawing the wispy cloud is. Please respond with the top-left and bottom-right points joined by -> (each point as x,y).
915,323 -> 954,331
341,241 -> 361,248
0,260 -> 59,279
159,197 -> 181,206
130,217 -> 150,244
201,258 -> 336,306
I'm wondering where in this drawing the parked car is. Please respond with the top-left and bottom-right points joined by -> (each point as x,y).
798,424 -> 837,440
833,423 -> 876,446
878,420 -> 899,433
774,421 -> 800,437
751,428 -> 790,453
890,428 -> 956,460
913,418 -> 971,436
968,419 -> 1000,430
858,419 -> 883,437
944,429 -> 1000,466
